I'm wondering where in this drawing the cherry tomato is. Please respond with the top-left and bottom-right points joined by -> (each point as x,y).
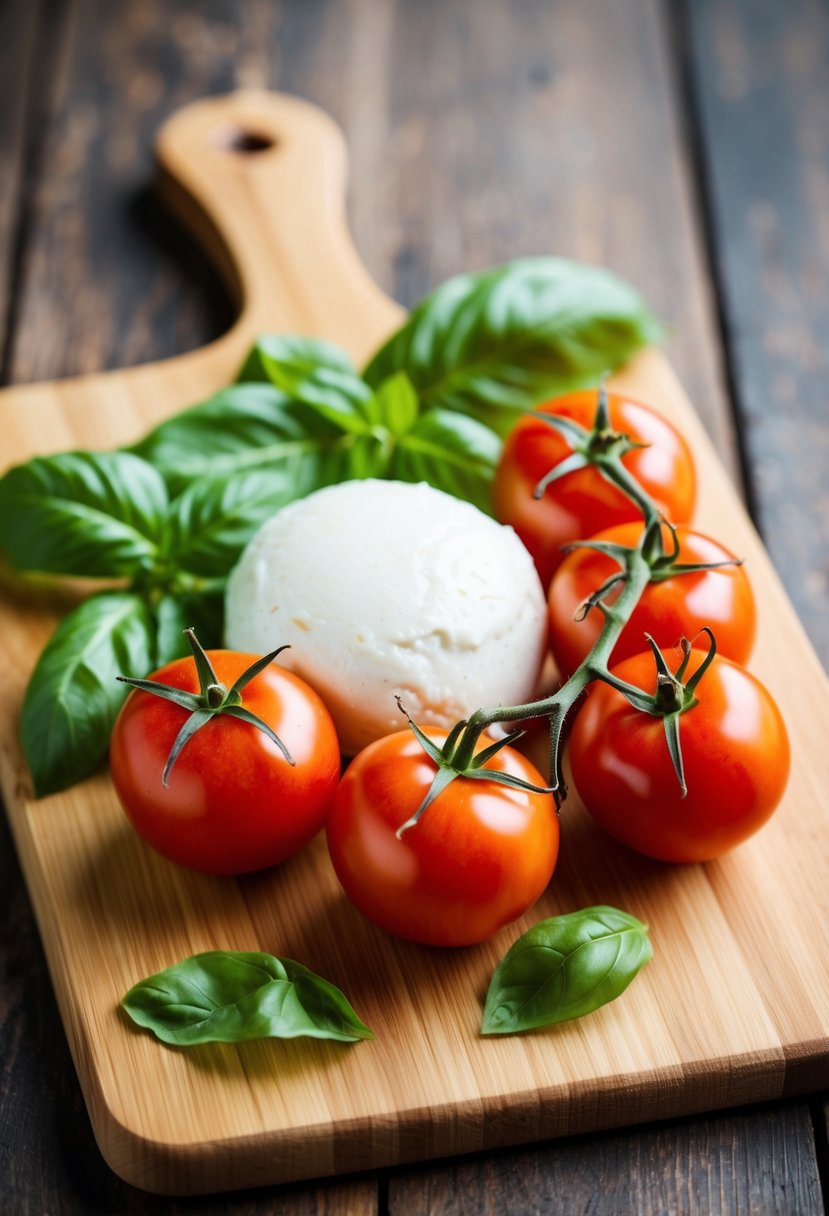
568,648 -> 789,862
548,522 -> 756,676
110,651 -> 341,875
493,391 -> 696,586
326,729 -> 559,946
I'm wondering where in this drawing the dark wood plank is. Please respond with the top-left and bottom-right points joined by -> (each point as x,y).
387,1104 -> 825,1215
6,0 -> 235,384
0,0 -> 43,362
7,0 -> 735,482
681,0 -> 829,654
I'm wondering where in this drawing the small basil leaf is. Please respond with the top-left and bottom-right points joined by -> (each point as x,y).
152,595 -> 192,665
482,905 -> 652,1035
21,592 -> 156,797
0,451 -> 168,577
122,950 -> 374,1046
238,336 -> 376,433
345,433 -> 395,480
371,370 -> 420,436
165,469 -> 298,578
391,407 -> 500,515
238,334 -> 355,388
364,258 -> 662,436
130,383 -> 353,496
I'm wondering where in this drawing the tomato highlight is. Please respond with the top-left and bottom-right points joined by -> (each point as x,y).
548,522 -> 756,676
493,389 -> 696,587
568,646 -> 790,863
110,645 -> 341,876
327,729 -> 559,947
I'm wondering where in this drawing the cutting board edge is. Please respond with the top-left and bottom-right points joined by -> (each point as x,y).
85,1040 -> 811,1196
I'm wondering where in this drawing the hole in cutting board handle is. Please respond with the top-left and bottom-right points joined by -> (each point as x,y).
211,126 -> 278,154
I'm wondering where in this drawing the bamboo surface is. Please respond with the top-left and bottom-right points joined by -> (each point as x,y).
0,91 -> 827,1196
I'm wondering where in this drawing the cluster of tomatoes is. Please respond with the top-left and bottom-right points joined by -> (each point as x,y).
109,389 -> 790,949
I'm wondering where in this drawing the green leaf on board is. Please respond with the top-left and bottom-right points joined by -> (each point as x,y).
482,905 -> 652,1034
122,950 -> 375,1046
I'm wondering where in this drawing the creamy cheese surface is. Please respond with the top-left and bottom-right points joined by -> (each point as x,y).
225,480 -> 547,754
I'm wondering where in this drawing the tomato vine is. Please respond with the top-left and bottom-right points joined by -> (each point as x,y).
399,382 -> 747,824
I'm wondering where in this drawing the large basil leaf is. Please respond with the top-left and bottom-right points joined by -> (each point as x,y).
0,451 -> 168,577
130,383 -> 356,496
482,906 -> 652,1034
363,259 -> 662,436
122,950 -> 374,1046
165,469 -> 299,578
238,334 -> 355,388
391,407 -> 500,515
21,592 -> 156,796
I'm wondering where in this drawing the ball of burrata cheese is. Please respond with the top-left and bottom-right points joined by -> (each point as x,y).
224,480 -> 547,754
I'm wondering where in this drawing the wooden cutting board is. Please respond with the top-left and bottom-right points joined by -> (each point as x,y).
1,90 -> 827,1197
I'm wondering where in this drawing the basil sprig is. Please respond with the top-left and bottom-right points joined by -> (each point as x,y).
0,450 -> 295,795
122,951 -> 374,1046
0,257 -> 660,796
482,906 -> 652,1034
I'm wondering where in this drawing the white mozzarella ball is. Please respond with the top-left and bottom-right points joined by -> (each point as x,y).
225,480 -> 547,754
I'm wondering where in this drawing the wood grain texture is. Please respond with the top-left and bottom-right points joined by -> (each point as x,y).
387,1103 -> 825,1216
0,87 -> 827,1196
682,0 -> 829,653
2,1 -> 829,1210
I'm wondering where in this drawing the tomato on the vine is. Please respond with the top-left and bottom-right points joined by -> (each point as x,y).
568,647 -> 789,863
548,522 -> 756,676
493,390 -> 696,586
326,728 -> 559,946
110,643 -> 340,876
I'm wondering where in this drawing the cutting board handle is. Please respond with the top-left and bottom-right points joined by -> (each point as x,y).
154,90 -> 403,362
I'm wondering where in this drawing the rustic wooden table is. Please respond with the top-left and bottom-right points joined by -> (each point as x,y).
1,1 -> 827,1212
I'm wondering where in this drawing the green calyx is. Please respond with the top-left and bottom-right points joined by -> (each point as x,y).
531,379 -> 650,509
116,628 -> 294,786
599,628 -> 718,797
642,518 -> 744,582
393,698 -> 555,838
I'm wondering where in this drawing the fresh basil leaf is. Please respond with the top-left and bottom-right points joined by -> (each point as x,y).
371,371 -> 419,435
391,407 -> 500,515
130,383 -> 354,496
238,335 -> 376,433
238,334 -> 355,388
275,366 -> 376,434
152,595 -> 193,665
122,950 -> 374,1046
21,592 -> 156,797
364,258 -> 662,436
0,451 -> 168,577
482,905 -> 652,1035
165,469 -> 298,578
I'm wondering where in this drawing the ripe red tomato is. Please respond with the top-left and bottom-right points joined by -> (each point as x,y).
548,522 -> 756,676
327,729 -> 559,946
110,651 -> 340,875
493,391 -> 696,586
568,648 -> 789,862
